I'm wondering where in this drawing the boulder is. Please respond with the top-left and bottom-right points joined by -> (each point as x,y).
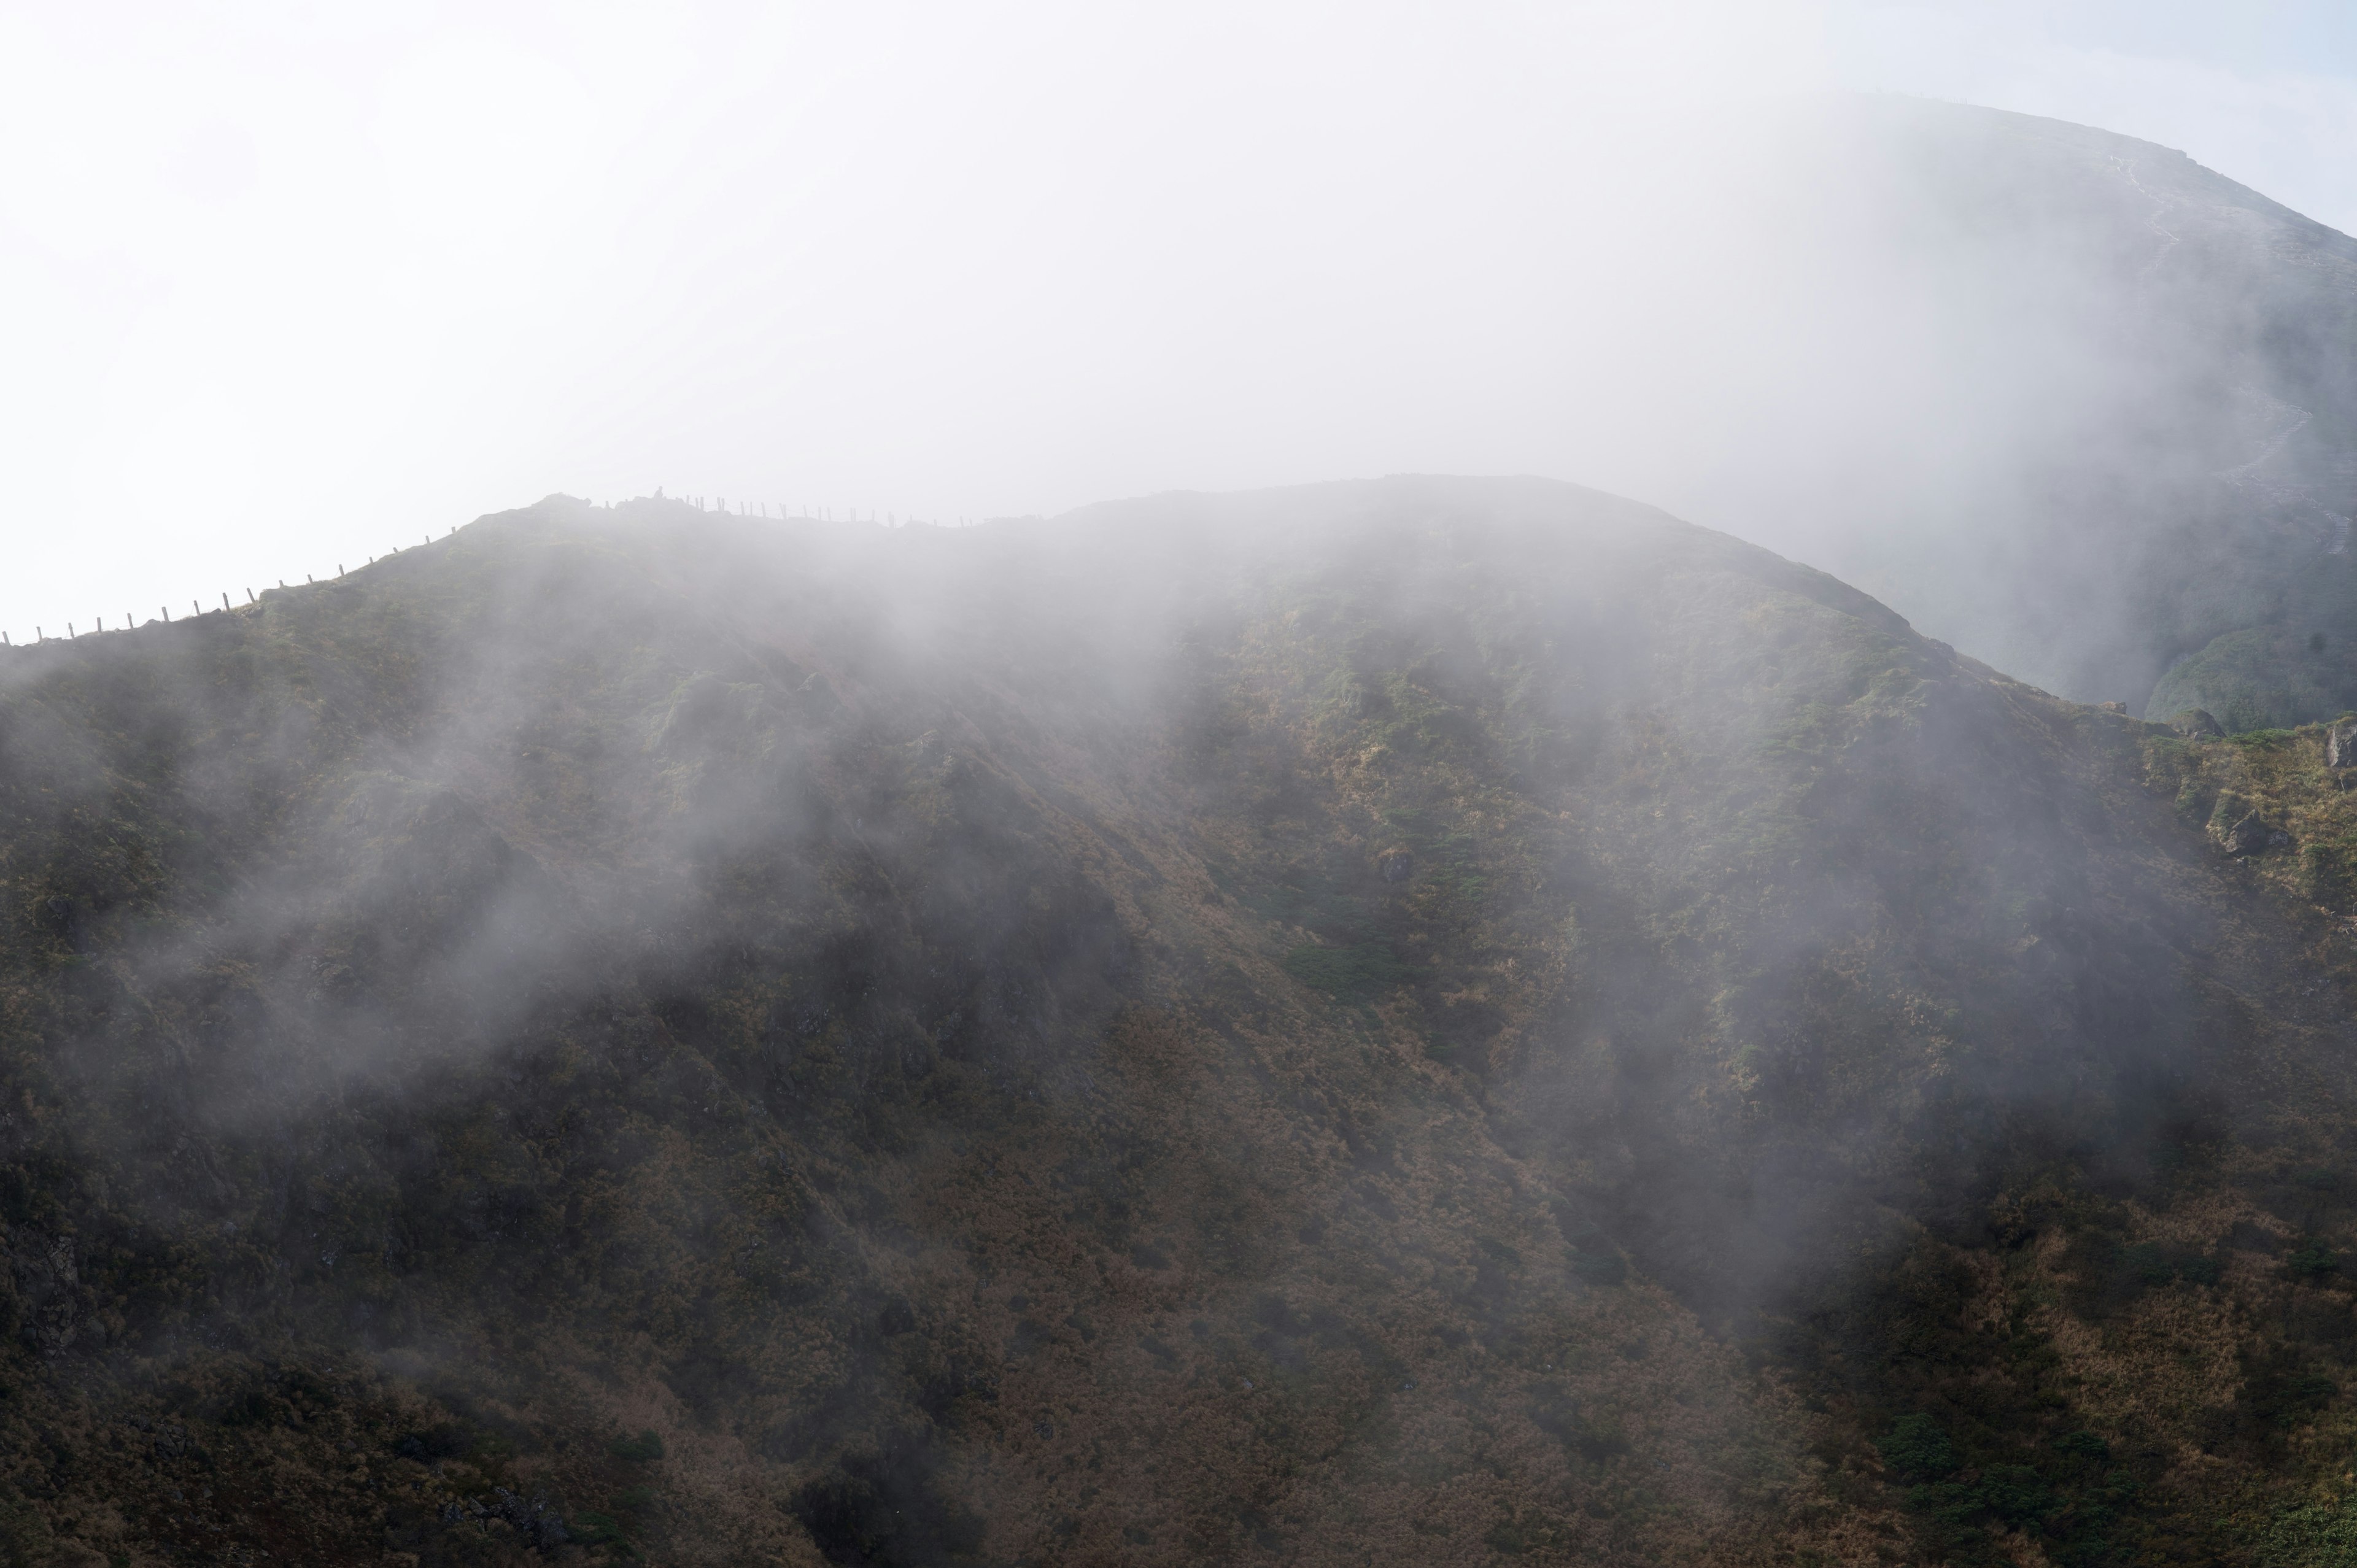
2223,813 -> 2272,856
2171,709 -> 2224,738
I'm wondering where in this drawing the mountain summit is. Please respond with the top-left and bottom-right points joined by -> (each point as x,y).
1729,98 -> 2357,730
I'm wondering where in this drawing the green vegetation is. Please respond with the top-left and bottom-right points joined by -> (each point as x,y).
1279,941 -> 1414,1000
4,482 -> 2357,1562
2149,630 -> 2357,735
609,1429 -> 666,1463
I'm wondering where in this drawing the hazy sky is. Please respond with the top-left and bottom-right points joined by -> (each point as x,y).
2,1 -> 2351,644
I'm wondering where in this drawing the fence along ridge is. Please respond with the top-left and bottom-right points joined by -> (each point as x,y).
3,493 -> 948,648
2,526 -> 472,649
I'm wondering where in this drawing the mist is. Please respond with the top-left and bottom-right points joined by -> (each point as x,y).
7,482 -> 2344,1559
9,1 -> 2357,718
9,7 -> 2357,1562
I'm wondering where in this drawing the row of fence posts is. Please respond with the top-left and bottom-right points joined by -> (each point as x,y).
4,528 -> 460,648
4,502 -> 986,648
656,493 -> 958,526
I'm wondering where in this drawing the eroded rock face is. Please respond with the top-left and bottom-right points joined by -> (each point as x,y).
2172,708 -> 2225,738
2331,719 -> 2357,768
1376,847 -> 1413,883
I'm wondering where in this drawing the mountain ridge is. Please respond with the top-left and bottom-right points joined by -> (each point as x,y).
7,479 -> 2357,1563
1689,96 -> 2357,728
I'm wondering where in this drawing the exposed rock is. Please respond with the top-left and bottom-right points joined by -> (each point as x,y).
2223,813 -> 2273,856
1377,848 -> 1414,883
2171,709 -> 2224,738
488,1488 -> 570,1550
2331,718 -> 2357,768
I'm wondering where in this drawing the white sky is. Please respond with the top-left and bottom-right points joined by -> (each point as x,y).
2,0 -> 2351,644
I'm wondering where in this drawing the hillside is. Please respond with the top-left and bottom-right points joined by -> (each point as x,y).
1754,98 -> 2357,729
5,481 -> 2357,1565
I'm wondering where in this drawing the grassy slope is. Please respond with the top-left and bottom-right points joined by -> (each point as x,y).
1,482 -> 2356,1564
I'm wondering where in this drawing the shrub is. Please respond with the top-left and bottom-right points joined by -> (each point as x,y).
1570,1248 -> 1627,1287
2054,1430 -> 2110,1461
609,1429 -> 665,1463
1980,1464 -> 2054,1526
1281,941 -> 1412,1001
2287,1240 -> 2340,1283
1877,1413 -> 1956,1482
2262,1494 -> 2357,1564
2301,841 -> 2357,910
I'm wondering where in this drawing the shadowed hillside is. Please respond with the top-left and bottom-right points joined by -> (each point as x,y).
4,481 -> 2357,1564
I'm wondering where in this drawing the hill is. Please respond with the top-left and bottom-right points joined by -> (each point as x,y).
6,482 -> 2357,1564
1742,98 -> 2357,730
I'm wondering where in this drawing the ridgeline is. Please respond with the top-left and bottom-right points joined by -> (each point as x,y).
4,482 -> 2357,1564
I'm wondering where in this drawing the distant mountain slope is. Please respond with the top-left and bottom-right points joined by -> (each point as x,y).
1740,97 -> 2357,727
5,483 -> 2357,1564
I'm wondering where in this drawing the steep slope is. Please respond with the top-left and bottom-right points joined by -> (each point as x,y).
1752,98 -> 2357,727
1,481 -> 2356,1566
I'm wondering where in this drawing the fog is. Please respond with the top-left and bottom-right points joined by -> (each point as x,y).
7,12 -> 2357,1554
4,479 -> 2331,1557
7,1 -> 2357,698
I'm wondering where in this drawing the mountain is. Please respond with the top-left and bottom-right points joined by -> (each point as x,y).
7,482 -> 2357,1564
1724,98 -> 2357,730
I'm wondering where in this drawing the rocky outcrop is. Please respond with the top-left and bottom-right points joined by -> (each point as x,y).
2223,812 -> 2275,855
